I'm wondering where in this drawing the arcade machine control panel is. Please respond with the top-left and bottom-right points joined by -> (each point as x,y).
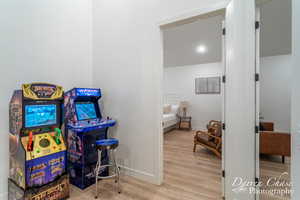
68,118 -> 116,131
21,129 -> 66,160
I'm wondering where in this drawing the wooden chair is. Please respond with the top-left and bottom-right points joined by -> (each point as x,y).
193,120 -> 222,158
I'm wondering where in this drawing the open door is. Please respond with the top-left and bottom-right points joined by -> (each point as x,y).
221,20 -> 226,200
224,0 -> 256,199
257,1 -> 292,199
255,6 -> 261,200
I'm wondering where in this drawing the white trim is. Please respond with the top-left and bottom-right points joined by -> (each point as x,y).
224,0 -> 256,198
255,6 -> 261,200
0,192 -> 7,200
256,0 -> 273,6
221,20 -> 226,199
157,0 -> 229,193
291,0 -> 299,199
119,165 -> 157,184
158,1 -> 230,27
155,28 -> 165,185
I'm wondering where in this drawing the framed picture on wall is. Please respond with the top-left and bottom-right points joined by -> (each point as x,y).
195,77 -> 220,94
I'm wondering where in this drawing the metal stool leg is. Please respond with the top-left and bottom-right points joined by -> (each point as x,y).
111,149 -> 117,184
95,149 -> 102,199
111,149 -> 121,193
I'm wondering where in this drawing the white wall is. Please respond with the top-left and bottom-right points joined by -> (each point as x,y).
291,0 -> 300,199
260,0 -> 292,57
260,55 -> 292,132
92,0 -> 229,184
0,0 -> 93,197
163,63 -> 222,130
162,54 -> 292,132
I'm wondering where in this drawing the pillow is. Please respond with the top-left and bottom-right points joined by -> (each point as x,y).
163,104 -> 171,114
170,104 -> 179,114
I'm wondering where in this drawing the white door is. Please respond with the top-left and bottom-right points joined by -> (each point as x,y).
224,0 -> 256,199
255,6 -> 261,200
221,20 -> 226,200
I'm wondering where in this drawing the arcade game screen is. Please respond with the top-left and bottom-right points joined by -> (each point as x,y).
25,104 -> 57,128
75,102 -> 97,121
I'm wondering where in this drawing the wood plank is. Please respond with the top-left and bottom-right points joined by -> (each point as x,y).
69,130 -> 290,200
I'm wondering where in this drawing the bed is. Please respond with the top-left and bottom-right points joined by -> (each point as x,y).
163,104 -> 179,132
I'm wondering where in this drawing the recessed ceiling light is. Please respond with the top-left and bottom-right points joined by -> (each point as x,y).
196,45 -> 207,54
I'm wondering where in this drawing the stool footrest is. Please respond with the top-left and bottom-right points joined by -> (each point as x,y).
97,164 -> 117,170
96,173 -> 118,179
95,164 -> 119,179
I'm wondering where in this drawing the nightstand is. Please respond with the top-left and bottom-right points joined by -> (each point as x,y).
178,115 -> 192,130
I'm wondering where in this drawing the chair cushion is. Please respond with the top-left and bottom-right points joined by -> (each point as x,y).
196,132 -> 217,148
260,132 -> 290,156
214,125 -> 222,137
96,138 -> 119,147
209,121 -> 222,137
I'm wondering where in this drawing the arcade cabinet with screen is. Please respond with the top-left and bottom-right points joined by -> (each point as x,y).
8,83 -> 69,200
64,88 -> 116,189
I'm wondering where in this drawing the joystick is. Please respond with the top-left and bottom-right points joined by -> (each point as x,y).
27,131 -> 34,151
53,128 -> 62,145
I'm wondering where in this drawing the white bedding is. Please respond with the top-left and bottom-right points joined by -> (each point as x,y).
162,104 -> 179,129
163,114 -> 177,129
163,113 -> 177,122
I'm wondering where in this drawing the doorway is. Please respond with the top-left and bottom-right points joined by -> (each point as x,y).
160,9 -> 226,199
256,0 -> 292,199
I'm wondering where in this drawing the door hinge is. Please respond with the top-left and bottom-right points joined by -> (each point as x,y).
222,123 -> 226,130
255,21 -> 260,29
222,75 -> 226,83
255,177 -> 259,185
222,170 -> 225,178
255,126 -> 259,134
222,28 -> 226,35
255,73 -> 259,82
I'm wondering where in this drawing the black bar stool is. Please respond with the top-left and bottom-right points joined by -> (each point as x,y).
95,138 -> 121,198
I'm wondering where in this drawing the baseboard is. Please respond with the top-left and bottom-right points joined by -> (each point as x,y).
0,192 -> 8,200
118,165 -> 158,185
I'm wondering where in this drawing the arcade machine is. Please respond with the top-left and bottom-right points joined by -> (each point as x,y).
8,83 -> 69,200
64,88 -> 116,189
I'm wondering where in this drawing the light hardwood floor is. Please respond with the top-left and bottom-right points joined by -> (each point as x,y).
69,130 -> 290,200
260,155 -> 291,200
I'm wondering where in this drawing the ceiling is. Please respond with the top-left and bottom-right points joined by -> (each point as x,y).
163,14 -> 224,68
260,0 -> 292,57
163,0 -> 291,68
